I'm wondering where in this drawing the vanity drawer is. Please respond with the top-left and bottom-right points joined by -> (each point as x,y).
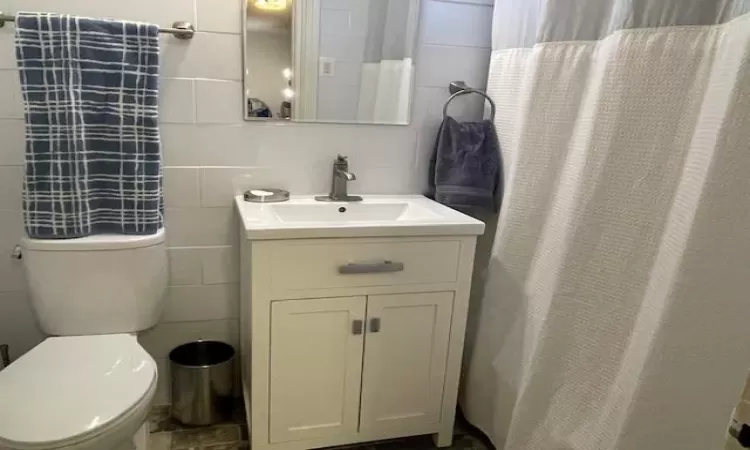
268,239 -> 461,292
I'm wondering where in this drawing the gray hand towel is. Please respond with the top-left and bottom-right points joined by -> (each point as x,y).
428,116 -> 502,212
16,12 -> 162,239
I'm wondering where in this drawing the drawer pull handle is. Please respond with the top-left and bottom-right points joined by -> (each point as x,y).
339,260 -> 405,275
352,320 -> 364,335
369,318 -> 381,333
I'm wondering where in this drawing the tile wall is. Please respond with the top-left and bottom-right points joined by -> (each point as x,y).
0,0 -> 493,402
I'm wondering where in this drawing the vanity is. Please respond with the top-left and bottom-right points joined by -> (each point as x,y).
235,195 -> 485,450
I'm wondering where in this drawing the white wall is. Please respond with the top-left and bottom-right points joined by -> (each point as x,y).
0,0 -> 493,403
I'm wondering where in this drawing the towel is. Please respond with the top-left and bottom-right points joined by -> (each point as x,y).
428,116 -> 502,212
15,12 -> 163,239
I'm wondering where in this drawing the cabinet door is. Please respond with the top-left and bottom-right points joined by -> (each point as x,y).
359,292 -> 454,435
269,297 -> 366,443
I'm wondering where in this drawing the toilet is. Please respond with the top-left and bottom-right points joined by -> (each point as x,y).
0,230 -> 168,450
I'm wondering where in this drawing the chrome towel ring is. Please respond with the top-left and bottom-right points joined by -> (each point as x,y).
443,81 -> 496,122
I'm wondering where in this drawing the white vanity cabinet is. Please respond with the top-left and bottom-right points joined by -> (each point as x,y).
241,236 -> 478,450
235,195 -> 484,450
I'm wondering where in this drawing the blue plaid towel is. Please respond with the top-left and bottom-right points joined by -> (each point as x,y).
15,12 -> 163,239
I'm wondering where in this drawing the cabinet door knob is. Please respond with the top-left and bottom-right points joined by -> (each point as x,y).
352,319 -> 364,335
369,318 -> 381,333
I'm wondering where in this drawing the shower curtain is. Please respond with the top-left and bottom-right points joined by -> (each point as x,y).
460,2 -> 750,450
357,58 -> 413,123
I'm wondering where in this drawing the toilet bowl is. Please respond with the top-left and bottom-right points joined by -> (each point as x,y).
0,335 -> 157,450
0,230 -> 168,450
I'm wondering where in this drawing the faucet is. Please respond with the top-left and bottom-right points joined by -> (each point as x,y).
0,345 -> 10,371
315,155 -> 363,202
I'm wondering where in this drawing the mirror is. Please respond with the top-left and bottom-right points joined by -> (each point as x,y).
243,0 -> 420,125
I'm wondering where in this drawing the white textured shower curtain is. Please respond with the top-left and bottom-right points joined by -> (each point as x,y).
460,2 -> 750,450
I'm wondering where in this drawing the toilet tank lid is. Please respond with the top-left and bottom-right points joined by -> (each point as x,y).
22,228 -> 165,251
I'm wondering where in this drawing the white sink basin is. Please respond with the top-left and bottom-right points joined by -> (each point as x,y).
235,195 -> 485,240
270,202 -> 433,223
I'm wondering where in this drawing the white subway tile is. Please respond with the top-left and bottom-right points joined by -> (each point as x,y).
319,34 -> 367,62
3,0 -> 195,29
222,166 -> 283,193
161,124 -> 261,167
196,0 -> 242,34
0,209 -> 24,247
0,34 -> 16,70
200,167 -> 267,207
201,246 -> 239,285
0,70 -> 23,119
161,284 -> 239,323
160,124 -> 218,166
163,167 -> 201,208
165,207 -> 237,247
320,9 -> 350,33
316,81 -> 360,122
416,44 -> 491,89
168,247 -> 203,286
195,80 -> 244,124
255,124 -> 417,169
0,120 -> 26,166
0,254 -> 26,293
0,209 -> 26,292
138,319 -> 239,360
325,62 -> 363,87
0,291 -> 44,360
207,163 -> 328,195
444,0 -> 493,4
160,78 -> 196,124
420,1 -> 493,48
161,33 -> 242,81
153,358 -> 171,405
350,164 -> 423,195
268,165 -> 329,195
321,0 -> 370,10
320,9 -> 367,38
161,125 -> 207,166
0,166 -> 22,210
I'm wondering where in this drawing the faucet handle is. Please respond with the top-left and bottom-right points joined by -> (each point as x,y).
336,155 -> 348,162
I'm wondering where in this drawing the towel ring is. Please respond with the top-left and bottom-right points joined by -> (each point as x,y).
442,83 -> 496,122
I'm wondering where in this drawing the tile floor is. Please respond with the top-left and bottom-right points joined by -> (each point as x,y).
148,404 -> 491,450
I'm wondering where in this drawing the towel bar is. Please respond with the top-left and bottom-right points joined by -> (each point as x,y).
444,81 -> 497,122
0,12 -> 195,40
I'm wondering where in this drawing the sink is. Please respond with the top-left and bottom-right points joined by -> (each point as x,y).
235,195 -> 485,240
270,202 -> 435,223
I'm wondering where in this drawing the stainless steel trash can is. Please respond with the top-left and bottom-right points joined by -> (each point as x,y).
170,341 -> 235,426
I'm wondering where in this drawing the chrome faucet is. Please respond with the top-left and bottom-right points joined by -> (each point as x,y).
315,155 -> 363,202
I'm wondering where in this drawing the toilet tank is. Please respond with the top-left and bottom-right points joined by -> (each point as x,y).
21,229 -> 168,336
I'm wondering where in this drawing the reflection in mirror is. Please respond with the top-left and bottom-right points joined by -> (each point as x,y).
243,0 -> 420,125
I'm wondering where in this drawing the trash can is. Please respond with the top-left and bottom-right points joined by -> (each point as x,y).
170,341 -> 235,426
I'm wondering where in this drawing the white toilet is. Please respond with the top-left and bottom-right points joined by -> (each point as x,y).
0,230 -> 168,450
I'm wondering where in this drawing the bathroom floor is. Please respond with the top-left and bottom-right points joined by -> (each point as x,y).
147,404 -> 491,450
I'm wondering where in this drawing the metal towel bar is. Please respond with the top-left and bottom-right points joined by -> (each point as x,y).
0,12 -> 195,40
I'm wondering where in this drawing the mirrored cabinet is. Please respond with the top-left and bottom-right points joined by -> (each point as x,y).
244,0 -> 420,125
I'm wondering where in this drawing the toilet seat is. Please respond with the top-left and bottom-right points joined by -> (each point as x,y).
0,334 -> 157,449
